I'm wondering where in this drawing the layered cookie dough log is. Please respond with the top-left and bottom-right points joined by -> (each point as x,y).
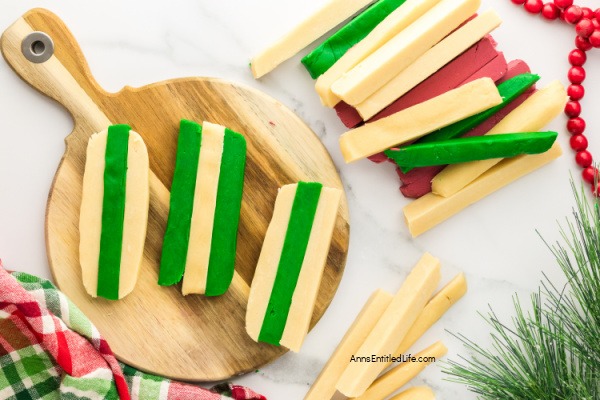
80,124 -> 149,300
246,182 -> 342,352
159,120 -> 246,296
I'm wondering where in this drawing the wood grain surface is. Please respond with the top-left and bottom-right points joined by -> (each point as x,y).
1,8 -> 350,382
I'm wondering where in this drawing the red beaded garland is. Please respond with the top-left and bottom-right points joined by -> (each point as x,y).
576,19 -> 594,37
576,150 -> 593,167
582,166 -> 598,184
568,66 -> 586,83
567,84 -> 584,100
542,3 -> 560,19
567,117 -> 586,134
509,0 -> 599,193
565,100 -> 581,117
562,5 -> 583,24
570,134 -> 588,151
568,49 -> 586,65
525,0 -> 544,13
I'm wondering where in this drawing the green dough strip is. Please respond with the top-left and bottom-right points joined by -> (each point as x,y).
385,131 -> 558,170
258,182 -> 323,345
205,128 -> 247,296
416,73 -> 540,146
158,120 -> 202,286
97,124 -> 130,300
301,0 -> 406,79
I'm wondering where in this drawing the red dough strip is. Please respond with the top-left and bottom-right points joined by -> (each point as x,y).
334,36 -> 501,129
399,60 -> 536,198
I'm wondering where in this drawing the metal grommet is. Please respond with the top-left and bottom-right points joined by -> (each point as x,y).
21,32 -> 54,63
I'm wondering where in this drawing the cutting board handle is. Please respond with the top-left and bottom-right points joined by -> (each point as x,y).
1,9 -> 109,124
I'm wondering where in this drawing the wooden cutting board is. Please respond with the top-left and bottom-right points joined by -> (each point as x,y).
1,8 -> 349,382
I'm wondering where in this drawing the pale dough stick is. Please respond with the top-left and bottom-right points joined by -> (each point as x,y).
355,341 -> 448,400
431,80 -> 567,197
336,253 -> 441,397
330,0 -> 481,105
315,0 -> 442,107
356,10 -> 502,119
250,0 -> 376,78
79,128 -> 149,299
182,122 -> 224,295
339,78 -> 502,163
404,143 -> 563,237
388,273 -> 467,368
390,386 -> 436,400
305,289 -> 393,400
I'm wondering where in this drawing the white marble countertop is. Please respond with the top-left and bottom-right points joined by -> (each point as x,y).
1,1 -> 597,399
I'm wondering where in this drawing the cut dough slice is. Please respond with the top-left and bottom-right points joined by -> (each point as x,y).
246,182 -> 342,352
80,125 -> 149,300
159,120 -> 246,296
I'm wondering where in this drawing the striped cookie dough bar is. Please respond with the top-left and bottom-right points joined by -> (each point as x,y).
246,182 -> 342,352
159,120 -> 246,296
79,124 -> 149,300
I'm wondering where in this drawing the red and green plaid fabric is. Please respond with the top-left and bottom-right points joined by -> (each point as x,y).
0,265 -> 266,400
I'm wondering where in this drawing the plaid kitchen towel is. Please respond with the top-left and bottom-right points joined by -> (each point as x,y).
0,265 -> 267,400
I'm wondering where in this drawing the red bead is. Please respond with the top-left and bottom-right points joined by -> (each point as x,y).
568,84 -> 585,100
576,19 -> 594,37
592,19 -> 600,30
542,3 -> 560,19
589,30 -> 600,47
562,5 -> 583,24
554,0 -> 573,9
582,166 -> 598,184
524,0 -> 543,13
581,7 -> 593,19
567,117 -> 586,134
570,134 -> 588,151
568,49 -> 587,66
568,66 -> 586,84
576,150 -> 593,168
511,0 -> 526,4
595,8 -> 600,20
565,101 -> 581,117
576,35 -> 593,51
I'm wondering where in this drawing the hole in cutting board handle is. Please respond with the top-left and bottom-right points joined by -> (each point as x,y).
21,32 -> 54,63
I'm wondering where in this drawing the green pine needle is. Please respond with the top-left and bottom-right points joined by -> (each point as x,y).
443,181 -> 600,399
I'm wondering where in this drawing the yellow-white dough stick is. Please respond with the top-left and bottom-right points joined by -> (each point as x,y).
181,122 -> 225,295
280,187 -> 342,352
431,80 -> 567,197
355,341 -> 448,400
339,78 -> 502,163
79,129 -> 149,299
305,289 -> 393,400
356,10 -> 502,119
390,386 -> 436,400
336,253 -> 441,397
388,273 -> 467,368
250,0 -> 376,78
246,185 -> 296,341
405,143 -> 563,237
316,0 -> 442,107
330,0 -> 481,105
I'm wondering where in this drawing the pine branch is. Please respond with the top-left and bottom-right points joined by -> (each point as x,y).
443,182 -> 600,399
